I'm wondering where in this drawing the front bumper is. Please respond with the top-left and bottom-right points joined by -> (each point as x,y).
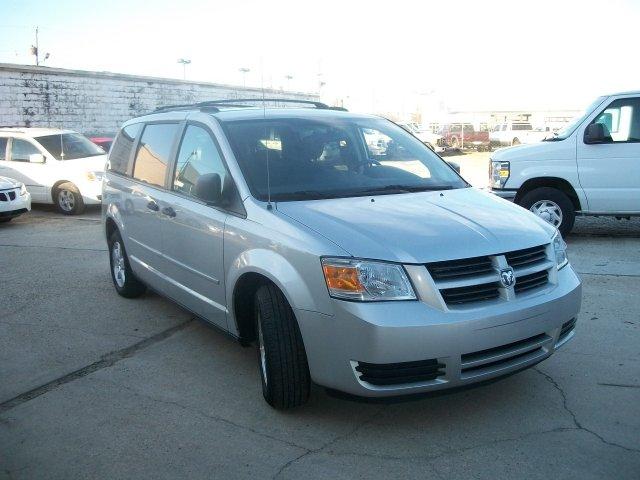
297,265 -> 581,397
0,190 -> 31,218
489,188 -> 517,201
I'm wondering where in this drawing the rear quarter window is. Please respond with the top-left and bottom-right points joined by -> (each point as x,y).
108,124 -> 142,175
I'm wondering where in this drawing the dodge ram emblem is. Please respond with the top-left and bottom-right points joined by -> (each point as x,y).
499,268 -> 516,288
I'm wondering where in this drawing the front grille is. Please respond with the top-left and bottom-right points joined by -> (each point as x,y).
0,190 -> 17,202
355,358 -> 445,386
505,245 -> 547,268
514,270 -> 548,294
441,282 -> 500,304
559,318 -> 577,340
427,255 -> 493,280
461,333 -> 551,379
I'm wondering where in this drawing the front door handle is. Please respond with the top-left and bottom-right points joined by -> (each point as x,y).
147,200 -> 159,211
161,206 -> 176,218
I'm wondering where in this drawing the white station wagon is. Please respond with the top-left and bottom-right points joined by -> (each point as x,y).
0,127 -> 107,214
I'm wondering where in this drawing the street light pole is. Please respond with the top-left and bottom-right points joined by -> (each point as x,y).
239,67 -> 250,88
177,58 -> 191,80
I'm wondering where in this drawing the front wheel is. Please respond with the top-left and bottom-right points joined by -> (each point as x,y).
54,182 -> 85,215
519,187 -> 575,235
255,283 -> 310,409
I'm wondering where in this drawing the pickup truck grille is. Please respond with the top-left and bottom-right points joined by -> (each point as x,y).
426,243 -> 552,307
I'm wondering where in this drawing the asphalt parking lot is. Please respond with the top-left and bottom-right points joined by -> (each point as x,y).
1,157 -> 639,479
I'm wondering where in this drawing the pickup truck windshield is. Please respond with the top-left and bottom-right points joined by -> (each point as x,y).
546,96 -> 607,141
223,117 -> 467,201
37,133 -> 105,160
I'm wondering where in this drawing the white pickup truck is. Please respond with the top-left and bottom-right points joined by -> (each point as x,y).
490,122 -> 549,147
489,91 -> 640,234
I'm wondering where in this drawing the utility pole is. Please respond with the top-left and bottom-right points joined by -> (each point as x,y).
31,27 -> 39,66
177,58 -> 191,80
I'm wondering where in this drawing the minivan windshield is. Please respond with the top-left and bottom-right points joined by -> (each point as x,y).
223,116 -> 467,201
545,96 -> 607,141
36,133 -> 105,160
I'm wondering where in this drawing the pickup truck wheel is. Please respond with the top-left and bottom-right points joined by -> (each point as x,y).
519,187 -> 575,235
108,230 -> 147,298
255,283 -> 310,409
54,182 -> 85,215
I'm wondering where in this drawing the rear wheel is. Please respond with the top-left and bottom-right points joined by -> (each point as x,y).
255,283 -> 310,409
54,182 -> 85,215
108,230 -> 146,298
519,187 -> 575,235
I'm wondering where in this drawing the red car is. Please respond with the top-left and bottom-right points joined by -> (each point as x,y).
89,136 -> 114,152
440,123 -> 490,151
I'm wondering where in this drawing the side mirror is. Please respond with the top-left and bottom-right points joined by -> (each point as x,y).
584,123 -> 609,144
194,173 -> 221,205
29,153 -> 46,163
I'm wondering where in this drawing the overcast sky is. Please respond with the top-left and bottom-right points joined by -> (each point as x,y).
1,0 -> 639,115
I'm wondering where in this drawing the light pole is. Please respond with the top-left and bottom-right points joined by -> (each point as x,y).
238,67 -> 250,88
177,58 -> 191,80
284,74 -> 293,91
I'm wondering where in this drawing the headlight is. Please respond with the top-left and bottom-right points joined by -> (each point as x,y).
490,160 -> 510,188
553,231 -> 568,269
19,183 -> 27,196
321,258 -> 416,301
86,171 -> 104,182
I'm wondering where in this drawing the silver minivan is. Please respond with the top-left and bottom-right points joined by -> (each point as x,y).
103,100 -> 582,409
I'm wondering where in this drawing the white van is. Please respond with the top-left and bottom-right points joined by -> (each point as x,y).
0,127 -> 107,214
489,91 -> 640,234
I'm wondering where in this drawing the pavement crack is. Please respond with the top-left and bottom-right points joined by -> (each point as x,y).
598,383 -> 640,389
0,319 -> 194,414
534,367 -> 640,454
0,244 -> 106,252
576,271 -> 640,278
272,405 -> 385,479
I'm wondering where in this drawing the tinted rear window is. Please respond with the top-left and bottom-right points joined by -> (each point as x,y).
132,123 -> 179,187
109,124 -> 142,175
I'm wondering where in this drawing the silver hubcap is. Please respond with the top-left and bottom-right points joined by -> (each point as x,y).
257,314 -> 267,386
58,190 -> 75,211
530,200 -> 563,227
111,241 -> 126,288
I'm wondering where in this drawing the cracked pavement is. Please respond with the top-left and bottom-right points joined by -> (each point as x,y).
1,198 -> 639,479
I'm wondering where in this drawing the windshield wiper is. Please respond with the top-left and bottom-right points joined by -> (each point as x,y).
355,185 -> 455,195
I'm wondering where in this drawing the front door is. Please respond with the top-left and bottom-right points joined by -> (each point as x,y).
160,123 -> 229,329
3,138 -> 51,202
577,96 -> 640,213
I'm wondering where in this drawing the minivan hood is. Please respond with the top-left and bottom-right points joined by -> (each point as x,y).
277,187 -> 555,263
61,154 -> 108,171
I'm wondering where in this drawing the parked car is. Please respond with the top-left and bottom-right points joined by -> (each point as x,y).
440,123 -> 490,151
489,91 -> 640,234
103,99 -> 581,409
90,136 -> 114,152
0,175 -> 31,222
490,122 -> 549,147
0,128 -> 107,214
397,122 -> 444,152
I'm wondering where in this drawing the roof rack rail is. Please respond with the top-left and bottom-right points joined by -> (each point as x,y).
153,98 -> 348,114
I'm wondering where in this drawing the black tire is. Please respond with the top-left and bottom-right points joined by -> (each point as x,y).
108,230 -> 146,298
450,137 -> 459,149
512,137 -> 521,146
255,283 -> 310,409
0,217 -> 12,223
54,182 -> 85,215
518,187 -> 575,236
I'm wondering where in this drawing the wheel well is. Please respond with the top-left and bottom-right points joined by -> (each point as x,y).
232,272 -> 273,343
515,177 -> 581,210
51,180 -> 72,202
105,217 -> 118,241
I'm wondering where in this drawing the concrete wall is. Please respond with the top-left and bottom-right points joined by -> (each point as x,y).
0,63 -> 318,135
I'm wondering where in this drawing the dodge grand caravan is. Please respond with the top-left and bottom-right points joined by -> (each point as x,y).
103,99 -> 582,409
